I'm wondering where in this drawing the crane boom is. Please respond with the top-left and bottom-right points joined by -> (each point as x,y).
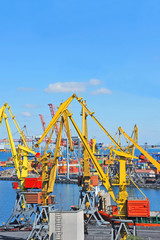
82,100 -> 91,190
0,104 -> 40,188
35,94 -> 76,147
37,112 -> 74,205
4,103 -> 28,148
0,106 -> 5,127
62,110 -> 73,151
36,94 -> 123,152
119,127 -> 160,171
47,116 -> 64,194
4,112 -> 21,179
66,110 -> 116,202
74,95 -> 123,152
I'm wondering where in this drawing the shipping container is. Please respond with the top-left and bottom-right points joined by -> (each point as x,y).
25,177 -> 42,189
127,198 -> 150,218
90,175 -> 98,186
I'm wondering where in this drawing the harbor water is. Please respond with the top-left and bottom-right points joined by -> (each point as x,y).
1,181 -> 160,226
1,150 -> 160,225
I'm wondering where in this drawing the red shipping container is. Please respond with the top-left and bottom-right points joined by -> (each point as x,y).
1,161 -> 6,167
90,175 -> 98,186
62,166 -> 67,173
12,182 -> 19,189
127,198 -> 150,218
72,166 -> 78,173
25,178 -> 42,189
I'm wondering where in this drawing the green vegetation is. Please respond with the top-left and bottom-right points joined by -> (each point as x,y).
126,236 -> 144,240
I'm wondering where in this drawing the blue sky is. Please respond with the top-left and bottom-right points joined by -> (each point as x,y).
0,0 -> 160,145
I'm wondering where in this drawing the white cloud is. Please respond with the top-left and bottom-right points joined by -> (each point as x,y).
89,79 -> 101,86
18,87 -> 36,92
91,88 -> 112,95
21,111 -> 32,117
24,104 -> 37,109
44,79 -> 112,95
44,82 -> 86,93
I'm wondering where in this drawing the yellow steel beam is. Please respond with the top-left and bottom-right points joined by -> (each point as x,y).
4,103 -> 28,148
4,113 -> 21,179
118,156 -> 128,218
74,96 -> 123,152
67,110 -> 116,202
119,127 -> 160,171
82,100 -> 91,190
35,94 -> 123,151
111,149 -> 139,160
18,145 -> 37,155
35,94 -> 76,147
18,145 -> 39,187
0,105 -> 6,127
47,116 -> 64,193
43,124 -> 56,156
63,110 -> 74,151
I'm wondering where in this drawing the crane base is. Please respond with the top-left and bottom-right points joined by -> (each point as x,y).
79,190 -> 109,226
111,219 -> 136,240
3,191 -> 36,230
27,205 -> 54,240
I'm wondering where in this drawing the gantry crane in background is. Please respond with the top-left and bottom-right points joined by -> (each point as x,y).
39,114 -> 46,132
119,127 -> 160,171
106,124 -> 138,156
39,114 -> 50,143
105,124 -> 138,178
124,124 -> 138,157
48,103 -> 69,147
39,104 -> 68,146
48,104 -> 60,138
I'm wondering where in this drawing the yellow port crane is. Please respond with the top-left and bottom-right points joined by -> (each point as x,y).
0,103 -> 39,188
34,95 -> 131,210
81,100 -> 91,191
119,127 -> 160,171
0,103 -> 42,230
106,124 -> 138,156
32,94 -> 155,238
3,96 -> 160,239
37,110 -> 73,206
106,124 -> 138,179
54,109 -> 139,222
34,95 -> 134,212
28,110 -> 74,240
35,94 -> 123,152
122,124 -> 138,161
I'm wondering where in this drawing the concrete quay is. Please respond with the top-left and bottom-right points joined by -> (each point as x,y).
0,225 -> 160,240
